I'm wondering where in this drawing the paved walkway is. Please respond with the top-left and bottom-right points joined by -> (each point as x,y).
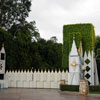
0,88 -> 100,100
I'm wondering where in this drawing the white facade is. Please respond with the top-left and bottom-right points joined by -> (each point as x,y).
68,38 -> 99,85
4,70 -> 68,88
68,39 -> 81,85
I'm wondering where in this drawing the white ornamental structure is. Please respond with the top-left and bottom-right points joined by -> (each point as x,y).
68,35 -> 99,85
68,35 -> 82,85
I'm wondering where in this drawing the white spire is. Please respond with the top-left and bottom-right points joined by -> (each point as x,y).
70,39 -> 78,56
0,43 -> 5,53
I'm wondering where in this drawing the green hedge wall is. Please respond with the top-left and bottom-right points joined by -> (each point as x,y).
62,23 -> 95,69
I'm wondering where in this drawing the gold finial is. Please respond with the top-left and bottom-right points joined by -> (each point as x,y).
73,33 -> 75,40
78,42 -> 82,56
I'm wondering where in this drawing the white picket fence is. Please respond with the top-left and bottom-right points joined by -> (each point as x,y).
5,70 -> 68,88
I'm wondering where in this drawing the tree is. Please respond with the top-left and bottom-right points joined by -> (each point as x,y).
0,0 -> 62,70
0,0 -> 31,29
95,35 -> 100,82
0,0 -> 42,70
36,37 -> 62,70
95,36 -> 100,56
50,36 -> 58,43
8,21 -> 40,40
0,28 -> 15,70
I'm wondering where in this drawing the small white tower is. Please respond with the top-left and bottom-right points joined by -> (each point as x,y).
0,43 -> 6,74
0,43 -> 8,88
68,34 -> 81,85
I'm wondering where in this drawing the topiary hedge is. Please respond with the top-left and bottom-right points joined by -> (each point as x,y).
62,23 -> 95,69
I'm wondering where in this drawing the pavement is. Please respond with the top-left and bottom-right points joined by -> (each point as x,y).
0,88 -> 100,100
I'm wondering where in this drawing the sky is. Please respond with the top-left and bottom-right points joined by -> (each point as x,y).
27,0 -> 100,43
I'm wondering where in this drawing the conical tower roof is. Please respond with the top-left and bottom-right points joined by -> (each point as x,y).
0,43 -> 5,53
70,35 -> 78,56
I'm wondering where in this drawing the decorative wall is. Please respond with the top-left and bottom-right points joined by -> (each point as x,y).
84,51 -> 99,85
84,51 -> 93,85
4,70 -> 68,88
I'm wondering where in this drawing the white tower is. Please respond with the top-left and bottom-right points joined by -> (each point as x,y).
0,43 -> 6,74
68,35 -> 99,85
68,35 -> 81,85
0,43 -> 8,88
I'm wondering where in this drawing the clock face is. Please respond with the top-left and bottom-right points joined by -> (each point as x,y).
71,61 -> 77,67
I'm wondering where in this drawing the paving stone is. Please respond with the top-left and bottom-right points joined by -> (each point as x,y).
0,88 -> 100,100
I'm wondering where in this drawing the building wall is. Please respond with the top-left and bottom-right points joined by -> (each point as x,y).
5,70 -> 68,88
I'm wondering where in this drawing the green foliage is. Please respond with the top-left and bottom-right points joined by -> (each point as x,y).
89,85 -> 100,92
60,84 -> 100,92
9,21 -> 40,40
0,0 -> 39,41
0,0 -> 31,29
35,38 -> 62,69
0,0 -> 62,70
50,36 -> 58,43
97,48 -> 100,56
95,36 -> 100,81
60,84 -> 79,91
62,23 -> 95,69
95,36 -> 100,55
0,28 -> 32,70
0,28 -> 62,70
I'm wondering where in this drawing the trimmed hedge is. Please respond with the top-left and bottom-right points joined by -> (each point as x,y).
62,23 -> 95,69
97,48 -> 100,56
60,84 -> 79,91
60,84 -> 100,92
89,85 -> 100,92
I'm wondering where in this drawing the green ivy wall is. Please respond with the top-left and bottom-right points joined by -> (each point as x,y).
62,23 -> 95,69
